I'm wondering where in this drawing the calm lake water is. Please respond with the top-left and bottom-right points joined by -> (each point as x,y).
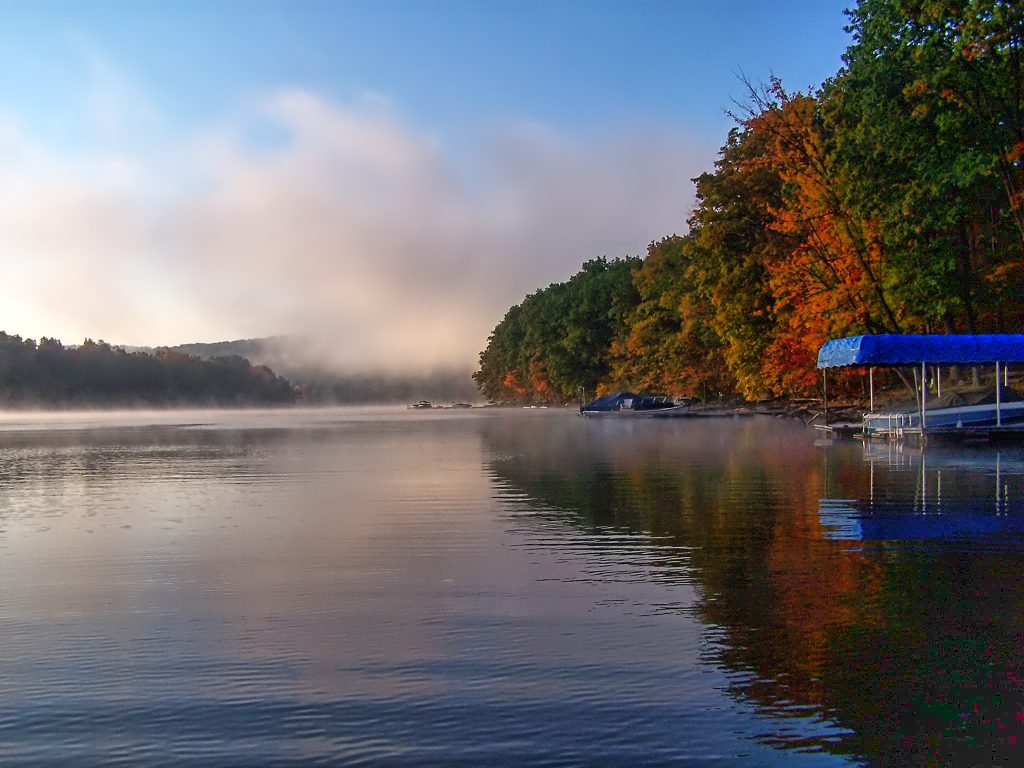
1,407 -> 1023,766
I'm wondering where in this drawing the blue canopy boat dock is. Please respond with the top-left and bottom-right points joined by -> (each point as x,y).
816,334 -> 1024,442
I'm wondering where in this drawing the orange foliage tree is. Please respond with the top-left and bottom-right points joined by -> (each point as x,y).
742,83 -> 906,394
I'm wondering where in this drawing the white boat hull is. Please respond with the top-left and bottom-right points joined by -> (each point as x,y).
864,400 -> 1024,433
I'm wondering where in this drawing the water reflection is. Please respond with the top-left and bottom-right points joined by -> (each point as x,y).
820,441 -> 1024,541
4,409 -> 1023,765
1,412 -> 509,765
6,409 -> 834,766
483,415 -> 1024,765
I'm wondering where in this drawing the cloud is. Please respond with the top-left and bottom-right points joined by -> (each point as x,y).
0,89 -> 709,372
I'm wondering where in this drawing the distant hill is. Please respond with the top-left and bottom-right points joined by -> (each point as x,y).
172,338 -> 278,362
160,337 -> 480,405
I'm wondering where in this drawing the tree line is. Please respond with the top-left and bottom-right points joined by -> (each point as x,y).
0,333 -> 297,407
476,0 -> 1024,404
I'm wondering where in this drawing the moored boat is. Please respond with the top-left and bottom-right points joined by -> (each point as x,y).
863,388 -> 1024,434
580,391 -> 698,417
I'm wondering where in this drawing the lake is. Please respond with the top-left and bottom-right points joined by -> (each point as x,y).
1,407 -> 1023,766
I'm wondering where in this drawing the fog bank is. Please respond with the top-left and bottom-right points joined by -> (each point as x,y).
0,90 -> 707,372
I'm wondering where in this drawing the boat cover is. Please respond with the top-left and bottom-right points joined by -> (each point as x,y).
879,386 -> 1023,412
582,392 -> 638,411
817,334 -> 1024,369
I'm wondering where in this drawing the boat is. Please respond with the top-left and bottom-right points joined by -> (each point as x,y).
580,391 -> 698,417
863,388 -> 1024,434
407,400 -> 434,409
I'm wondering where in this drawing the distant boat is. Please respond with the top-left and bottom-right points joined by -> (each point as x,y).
580,392 -> 697,417
449,402 -> 472,409
408,400 -> 434,409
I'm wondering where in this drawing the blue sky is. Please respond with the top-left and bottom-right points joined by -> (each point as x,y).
1,1 -> 851,147
0,0 -> 852,368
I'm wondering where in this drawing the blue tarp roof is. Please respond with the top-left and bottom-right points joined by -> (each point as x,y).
817,334 -> 1024,369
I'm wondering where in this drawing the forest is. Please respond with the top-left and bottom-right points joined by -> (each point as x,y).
0,333 -> 297,407
475,0 -> 1024,404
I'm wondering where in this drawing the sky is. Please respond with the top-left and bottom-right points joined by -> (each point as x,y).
0,0 -> 852,372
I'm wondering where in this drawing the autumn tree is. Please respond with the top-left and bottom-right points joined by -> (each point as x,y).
685,124 -> 784,397
476,1 -> 1024,403
474,258 -> 641,404
606,235 -> 732,398
832,0 -> 1024,333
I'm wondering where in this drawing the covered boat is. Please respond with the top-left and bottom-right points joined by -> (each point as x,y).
580,391 -> 696,417
862,387 -> 1024,433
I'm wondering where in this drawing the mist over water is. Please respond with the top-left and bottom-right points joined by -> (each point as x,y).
2,408 -> 1023,765
169,336 -> 481,403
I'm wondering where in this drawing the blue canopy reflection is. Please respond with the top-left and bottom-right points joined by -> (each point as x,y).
818,443 -> 1024,542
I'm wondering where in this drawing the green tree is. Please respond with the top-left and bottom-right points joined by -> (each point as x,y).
606,236 -> 731,398
474,258 -> 640,404
831,0 -> 1024,332
687,126 -> 783,397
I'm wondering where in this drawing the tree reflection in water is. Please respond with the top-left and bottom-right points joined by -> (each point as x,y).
481,414 -> 1024,765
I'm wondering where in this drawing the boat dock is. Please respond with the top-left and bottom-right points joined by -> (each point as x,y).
816,334 -> 1024,444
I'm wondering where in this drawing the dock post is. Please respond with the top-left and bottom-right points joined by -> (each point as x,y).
996,361 -> 1002,427
869,367 -> 874,412
823,369 -> 828,426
